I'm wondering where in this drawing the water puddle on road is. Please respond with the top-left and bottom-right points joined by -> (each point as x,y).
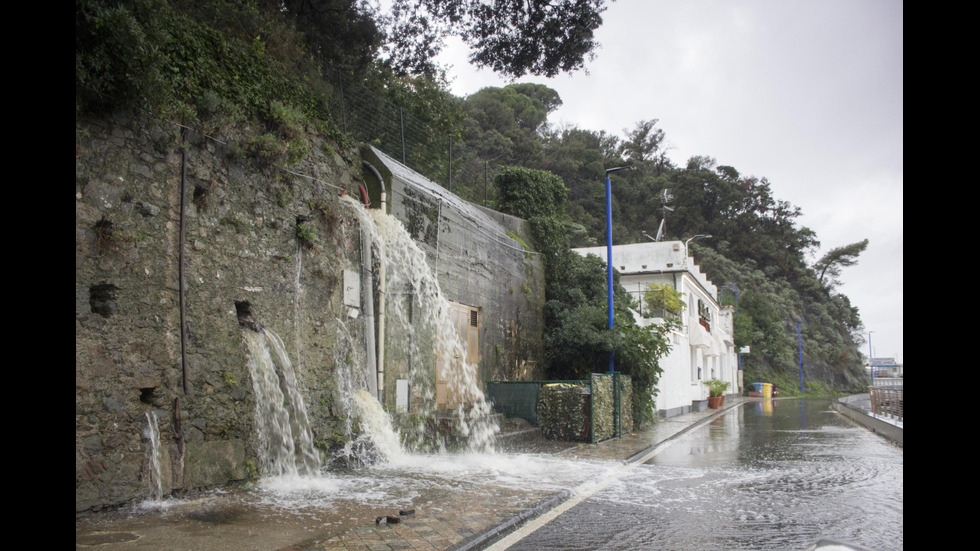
76,447 -> 620,551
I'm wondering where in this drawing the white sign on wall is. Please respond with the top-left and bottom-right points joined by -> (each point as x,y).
343,269 -> 360,308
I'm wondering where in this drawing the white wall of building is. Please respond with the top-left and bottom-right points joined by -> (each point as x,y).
573,241 -> 739,418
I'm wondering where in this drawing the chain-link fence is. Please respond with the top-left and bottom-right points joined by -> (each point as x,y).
324,71 -> 509,209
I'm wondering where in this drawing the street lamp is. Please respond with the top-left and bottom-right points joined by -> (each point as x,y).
684,234 -> 713,259
605,166 -> 633,372
868,330 -> 875,386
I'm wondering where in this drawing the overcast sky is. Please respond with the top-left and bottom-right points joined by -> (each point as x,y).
432,0 -> 903,363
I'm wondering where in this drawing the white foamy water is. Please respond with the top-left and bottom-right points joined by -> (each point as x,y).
341,195 -> 499,454
144,411 -> 164,501
244,327 -> 322,477
231,196 -> 517,507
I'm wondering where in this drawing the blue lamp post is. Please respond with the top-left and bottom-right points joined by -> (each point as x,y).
605,166 -> 633,372
868,330 -> 875,386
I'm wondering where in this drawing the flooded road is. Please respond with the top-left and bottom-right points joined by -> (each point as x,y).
501,398 -> 903,551
75,443 -> 619,550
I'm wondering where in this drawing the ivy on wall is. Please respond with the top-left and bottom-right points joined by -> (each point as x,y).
537,383 -> 589,441
536,375 -> 634,442
591,374 -> 614,441
619,376 -> 633,434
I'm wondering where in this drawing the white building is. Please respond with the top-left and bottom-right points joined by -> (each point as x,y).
573,241 -> 740,418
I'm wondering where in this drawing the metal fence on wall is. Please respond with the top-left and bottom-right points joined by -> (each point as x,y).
325,71 -> 508,209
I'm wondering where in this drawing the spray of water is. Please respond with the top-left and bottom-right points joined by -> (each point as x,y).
144,411 -> 164,502
341,195 -> 499,454
244,327 -> 322,477
332,319 -> 393,466
352,389 -> 405,461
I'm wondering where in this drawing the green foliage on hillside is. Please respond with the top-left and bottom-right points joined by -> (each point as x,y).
76,0 -> 333,129
476,102 -> 868,394
75,0 -> 869,398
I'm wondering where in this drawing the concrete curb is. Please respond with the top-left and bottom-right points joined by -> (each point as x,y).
624,400 -> 740,464
832,399 -> 903,447
448,489 -> 573,551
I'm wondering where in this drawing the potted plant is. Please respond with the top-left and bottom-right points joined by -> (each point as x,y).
703,378 -> 731,409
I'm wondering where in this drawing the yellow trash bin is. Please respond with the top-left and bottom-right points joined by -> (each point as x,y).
762,383 -> 773,398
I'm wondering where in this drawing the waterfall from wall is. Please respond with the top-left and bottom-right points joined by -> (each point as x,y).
352,389 -> 404,460
332,318 -> 403,465
144,411 -> 164,502
294,243 -> 304,377
244,327 -> 322,477
342,195 -> 498,454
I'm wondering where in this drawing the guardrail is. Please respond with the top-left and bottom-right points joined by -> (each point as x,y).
869,385 -> 903,422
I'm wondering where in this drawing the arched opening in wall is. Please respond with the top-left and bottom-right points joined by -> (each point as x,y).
360,155 -> 390,214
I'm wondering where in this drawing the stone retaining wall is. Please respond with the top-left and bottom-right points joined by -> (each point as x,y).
76,116 -> 545,511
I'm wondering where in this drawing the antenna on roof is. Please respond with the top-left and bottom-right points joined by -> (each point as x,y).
654,188 -> 674,241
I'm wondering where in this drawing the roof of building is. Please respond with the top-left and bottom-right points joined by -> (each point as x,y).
572,241 -> 718,299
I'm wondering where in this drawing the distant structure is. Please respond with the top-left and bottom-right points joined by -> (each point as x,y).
869,357 -> 902,378
573,241 -> 738,418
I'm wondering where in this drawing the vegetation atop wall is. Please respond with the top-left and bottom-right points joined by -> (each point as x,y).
76,0 -> 869,408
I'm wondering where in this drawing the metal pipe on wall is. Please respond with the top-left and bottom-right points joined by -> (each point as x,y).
362,161 -> 387,403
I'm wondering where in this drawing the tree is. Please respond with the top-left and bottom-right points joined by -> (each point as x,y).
643,282 -> 685,318
619,119 -> 665,164
385,0 -> 609,78
814,239 -> 870,287
277,0 -> 384,77
462,84 -> 561,163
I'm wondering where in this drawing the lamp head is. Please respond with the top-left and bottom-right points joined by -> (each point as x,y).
605,166 -> 635,176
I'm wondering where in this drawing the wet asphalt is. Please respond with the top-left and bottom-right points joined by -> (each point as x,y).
78,396 -> 883,551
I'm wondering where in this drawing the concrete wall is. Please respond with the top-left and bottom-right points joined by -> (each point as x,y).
361,146 -> 546,393
832,398 -> 903,447
76,118 -> 544,512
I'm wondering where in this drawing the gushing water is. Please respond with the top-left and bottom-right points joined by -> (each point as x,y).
351,389 -> 404,462
341,196 -> 499,454
239,195 -> 501,482
244,327 -> 322,477
144,411 -> 164,502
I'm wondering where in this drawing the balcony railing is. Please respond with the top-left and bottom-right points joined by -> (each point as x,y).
869,384 -> 903,422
